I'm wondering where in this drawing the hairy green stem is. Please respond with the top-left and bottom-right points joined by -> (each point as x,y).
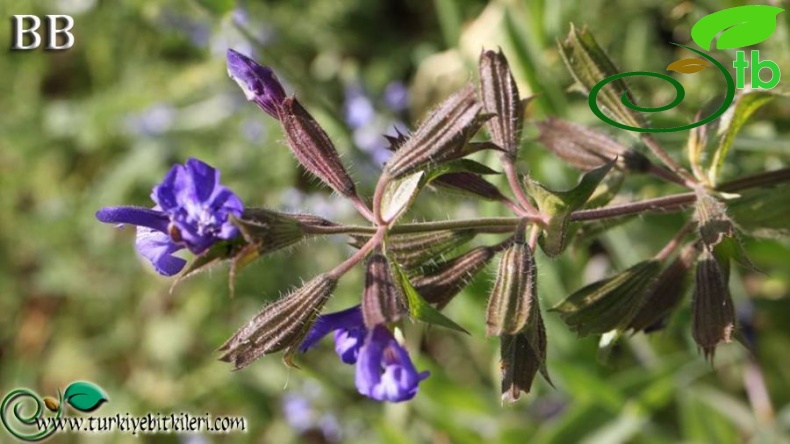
303,167 -> 790,236
350,195 -> 377,223
327,228 -> 385,279
716,167 -> 790,193
646,163 -> 686,187
570,192 -> 695,221
503,160 -> 540,217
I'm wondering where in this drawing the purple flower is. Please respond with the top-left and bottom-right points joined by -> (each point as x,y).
383,81 -> 409,113
343,86 -> 375,129
300,306 -> 430,402
96,158 -> 244,276
227,48 -> 287,119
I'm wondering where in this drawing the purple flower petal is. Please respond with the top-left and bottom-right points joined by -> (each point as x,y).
95,206 -> 169,233
151,159 -> 244,254
152,164 -> 185,212
185,158 -> 219,203
227,49 -> 287,119
334,327 -> 365,364
135,226 -> 187,276
355,326 -> 429,402
355,326 -> 387,398
99,158 -> 243,274
299,305 -> 363,353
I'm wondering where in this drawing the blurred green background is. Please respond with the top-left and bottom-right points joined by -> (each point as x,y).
2,0 -> 789,442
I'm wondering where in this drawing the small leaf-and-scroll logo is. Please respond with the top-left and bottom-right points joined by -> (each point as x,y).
1,381 -> 109,441
590,5 -> 784,133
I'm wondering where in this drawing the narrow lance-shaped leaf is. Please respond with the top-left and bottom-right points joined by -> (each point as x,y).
385,84 -> 490,178
537,118 -> 650,172
431,172 -> 509,202
691,5 -> 785,51
391,261 -> 469,334
551,260 -> 662,336
486,240 -> 537,336
219,274 -> 337,370
479,49 -> 525,159
526,159 -> 615,257
708,92 -> 774,185
361,254 -> 406,328
280,97 -> 357,197
412,246 -> 497,309
558,24 -> 646,130
692,249 -> 735,360
687,108 -> 710,182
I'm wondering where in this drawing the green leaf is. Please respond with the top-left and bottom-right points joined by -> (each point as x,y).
526,159 -> 615,256
425,159 -> 499,181
551,260 -> 662,336
63,382 -> 109,413
728,183 -> 790,238
691,5 -> 785,51
708,92 -> 774,184
380,172 -> 424,223
391,261 -> 469,334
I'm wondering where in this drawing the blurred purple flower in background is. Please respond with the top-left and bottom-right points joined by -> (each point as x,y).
344,86 -> 376,130
125,103 -> 176,137
282,388 -> 342,442
342,82 -> 410,167
383,81 -> 409,113
96,158 -> 243,275
159,8 -> 211,48
300,306 -> 429,402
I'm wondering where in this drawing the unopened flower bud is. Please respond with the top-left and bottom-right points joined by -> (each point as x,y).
385,84 -> 488,178
692,250 -> 735,360
479,49 -> 525,159
362,254 -> 406,328
227,49 -> 287,119
280,97 -> 358,197
219,274 -> 337,370
412,246 -> 496,309
537,118 -> 650,172
486,241 -> 537,336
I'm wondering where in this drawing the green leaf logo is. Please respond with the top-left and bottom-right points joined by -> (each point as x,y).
691,5 -> 784,51
63,381 -> 109,413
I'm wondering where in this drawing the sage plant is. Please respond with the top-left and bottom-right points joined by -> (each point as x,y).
98,36 -> 790,403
